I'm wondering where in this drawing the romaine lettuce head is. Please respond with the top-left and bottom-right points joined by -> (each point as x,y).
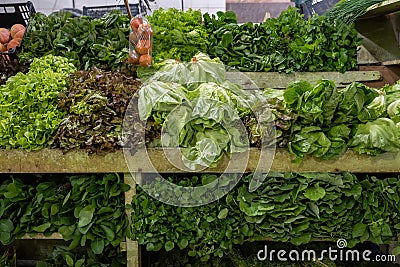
357,93 -> 387,123
284,80 -> 339,126
334,82 -> 379,125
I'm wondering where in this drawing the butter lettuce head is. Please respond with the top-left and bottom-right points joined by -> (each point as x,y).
348,118 -> 400,155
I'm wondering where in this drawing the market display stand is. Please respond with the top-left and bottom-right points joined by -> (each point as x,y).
0,70 -> 385,266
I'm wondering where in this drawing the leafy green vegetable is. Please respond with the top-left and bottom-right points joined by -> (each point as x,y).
0,173 -> 129,254
333,82 -> 379,125
384,81 -> 400,123
138,53 -> 257,169
205,7 -> 360,73
52,68 -> 141,153
284,80 -> 339,126
387,99 -> 400,123
288,126 -> 331,160
131,172 -> 400,261
20,11 -> 133,71
0,55 -> 76,151
36,244 -> 126,267
146,8 -> 209,62
348,118 -> 400,155
384,80 -> 400,105
358,94 -> 387,123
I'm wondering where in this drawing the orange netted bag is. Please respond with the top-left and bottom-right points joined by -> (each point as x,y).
128,15 -> 153,67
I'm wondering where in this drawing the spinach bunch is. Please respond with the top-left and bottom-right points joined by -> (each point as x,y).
59,174 -> 130,254
353,176 -> 400,253
0,55 -> 76,151
52,68 -> 141,153
205,8 -> 360,73
146,8 -> 209,62
238,172 -> 364,247
20,11 -> 131,71
0,175 -> 73,245
131,174 -> 240,262
0,174 -> 130,256
131,172 -> 400,262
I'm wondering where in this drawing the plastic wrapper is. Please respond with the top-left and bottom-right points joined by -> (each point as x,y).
128,15 -> 153,67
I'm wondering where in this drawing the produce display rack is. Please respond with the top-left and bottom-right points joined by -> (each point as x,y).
1,70 -> 395,267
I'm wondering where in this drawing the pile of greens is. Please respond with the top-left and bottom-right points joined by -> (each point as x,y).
146,8 -> 210,63
20,11 -> 132,71
131,172 -> 400,263
52,68 -> 141,153
204,8 -> 360,73
0,173 -> 130,256
137,53 -> 272,169
282,80 -> 400,160
0,55 -> 76,151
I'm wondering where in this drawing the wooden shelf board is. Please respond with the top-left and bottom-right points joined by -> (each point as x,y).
227,71 -> 382,90
0,148 -> 399,174
18,233 -> 64,240
360,0 -> 400,19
